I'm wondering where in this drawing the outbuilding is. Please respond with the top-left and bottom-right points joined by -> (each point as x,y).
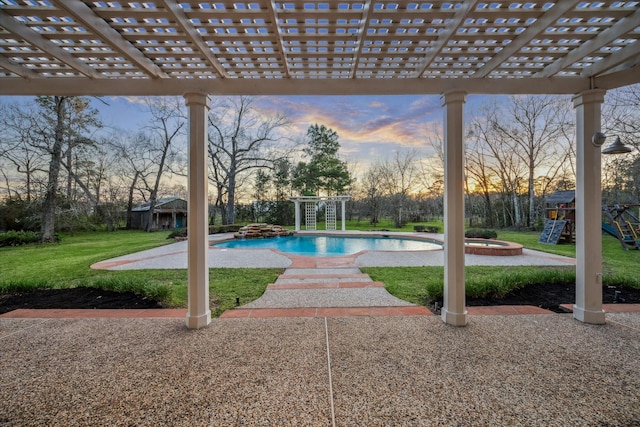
130,197 -> 187,231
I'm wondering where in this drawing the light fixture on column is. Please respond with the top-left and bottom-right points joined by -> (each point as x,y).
592,132 -> 633,154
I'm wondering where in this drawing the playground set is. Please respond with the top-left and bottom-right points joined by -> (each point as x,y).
539,190 -> 640,250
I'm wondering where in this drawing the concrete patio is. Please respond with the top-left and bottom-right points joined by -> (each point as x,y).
1,313 -> 639,426
3,235 -> 639,425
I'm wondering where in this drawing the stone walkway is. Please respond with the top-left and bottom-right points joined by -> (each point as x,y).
221,265 -> 434,319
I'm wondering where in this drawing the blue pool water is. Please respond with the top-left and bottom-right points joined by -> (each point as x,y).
212,235 -> 442,257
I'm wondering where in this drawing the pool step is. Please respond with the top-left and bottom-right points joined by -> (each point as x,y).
268,281 -> 385,290
274,266 -> 376,289
232,265 -> 415,312
275,274 -> 372,284
281,267 -> 363,275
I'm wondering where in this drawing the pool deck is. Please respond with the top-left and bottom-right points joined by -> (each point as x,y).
90,231 -> 577,270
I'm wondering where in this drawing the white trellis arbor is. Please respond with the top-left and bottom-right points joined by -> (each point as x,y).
1,1 -> 639,329
290,195 -> 352,232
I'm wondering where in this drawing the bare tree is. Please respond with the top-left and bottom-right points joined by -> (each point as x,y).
378,148 -> 421,227
602,84 -> 640,203
208,96 -> 290,224
360,163 -> 386,225
489,95 -> 573,228
0,102 -> 47,202
469,104 -> 526,227
606,84 -> 640,150
110,127 -> 180,231
15,96 -> 101,241
138,97 -> 186,231
465,129 -> 498,227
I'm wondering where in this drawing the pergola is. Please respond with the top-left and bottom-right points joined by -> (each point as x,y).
1,1 -> 639,329
290,195 -> 351,231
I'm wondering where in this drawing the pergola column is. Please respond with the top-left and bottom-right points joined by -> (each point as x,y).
440,90 -> 467,327
341,200 -> 346,231
294,200 -> 301,231
184,92 -> 211,329
572,89 -> 606,324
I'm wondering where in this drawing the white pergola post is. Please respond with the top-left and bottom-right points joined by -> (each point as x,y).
294,200 -> 301,231
441,90 -> 468,327
573,89 -> 606,324
341,200 -> 346,231
185,92 -> 211,329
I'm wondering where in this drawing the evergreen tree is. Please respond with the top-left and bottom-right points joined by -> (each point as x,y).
293,124 -> 351,196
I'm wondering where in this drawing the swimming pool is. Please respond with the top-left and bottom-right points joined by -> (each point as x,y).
212,235 -> 442,257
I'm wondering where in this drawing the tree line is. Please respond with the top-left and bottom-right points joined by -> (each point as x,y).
0,86 -> 638,240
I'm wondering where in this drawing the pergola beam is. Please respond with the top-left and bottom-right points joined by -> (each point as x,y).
535,7 -> 640,79
0,76 -> 593,96
473,1 -> 581,78
0,54 -> 39,79
160,0 -> 228,79
415,0 -> 479,78
596,64 -> 640,89
266,0 -> 291,78
53,0 -> 168,79
349,0 -> 374,78
0,9 -> 102,79
582,41 -> 640,78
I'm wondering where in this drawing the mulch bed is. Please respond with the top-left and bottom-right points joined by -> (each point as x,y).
432,283 -> 640,313
1,284 -> 639,316
0,287 -> 163,315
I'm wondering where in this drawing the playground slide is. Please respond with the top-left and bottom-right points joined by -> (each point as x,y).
602,222 -> 640,245
602,222 -> 621,240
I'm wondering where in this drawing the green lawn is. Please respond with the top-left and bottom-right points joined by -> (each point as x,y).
364,231 -> 640,306
2,226 -> 637,314
0,230 -> 282,315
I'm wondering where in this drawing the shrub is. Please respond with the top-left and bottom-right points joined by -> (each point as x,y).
167,228 -> 187,239
465,228 -> 498,239
0,230 -> 42,247
210,224 -> 243,234
88,276 -> 172,302
167,224 -> 244,239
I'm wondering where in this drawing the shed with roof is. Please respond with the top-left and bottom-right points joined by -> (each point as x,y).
131,197 -> 187,231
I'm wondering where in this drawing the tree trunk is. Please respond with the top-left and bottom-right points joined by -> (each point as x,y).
483,190 -> 494,228
512,191 -> 521,228
226,166 -> 236,224
145,194 -> 157,232
528,165 -> 535,229
41,97 -> 66,243
126,171 -> 140,229
66,146 -> 73,200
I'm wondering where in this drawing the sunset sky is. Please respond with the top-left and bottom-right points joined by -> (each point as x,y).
96,94 -> 503,169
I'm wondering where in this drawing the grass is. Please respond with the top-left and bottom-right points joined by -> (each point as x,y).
2,225 -> 638,313
284,218 -> 443,233
364,231 -> 640,306
364,265 -> 578,306
343,219 -> 442,232
0,230 -> 282,315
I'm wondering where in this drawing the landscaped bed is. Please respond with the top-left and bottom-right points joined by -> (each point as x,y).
2,283 -> 639,316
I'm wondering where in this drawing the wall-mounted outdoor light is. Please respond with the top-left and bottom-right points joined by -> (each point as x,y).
592,132 -> 633,154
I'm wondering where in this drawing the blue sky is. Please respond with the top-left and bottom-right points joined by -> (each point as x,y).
95,94 -> 499,169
